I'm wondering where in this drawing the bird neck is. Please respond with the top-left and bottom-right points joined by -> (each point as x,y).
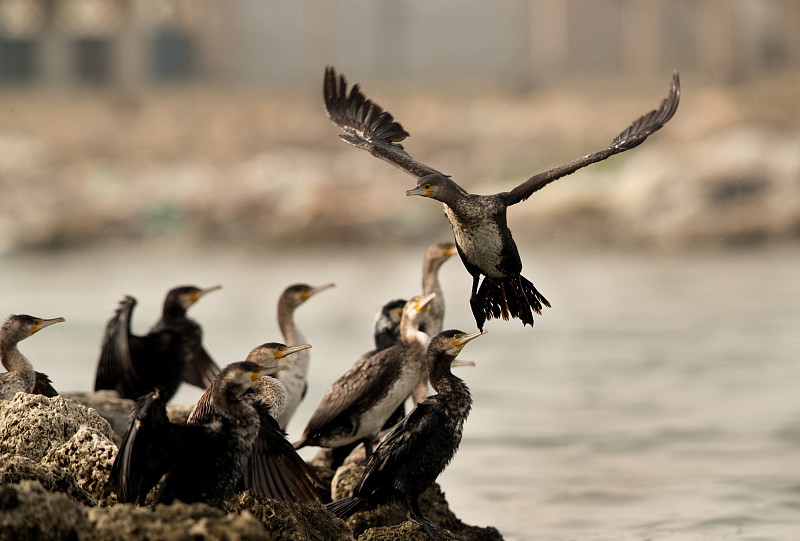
432,178 -> 468,206
428,356 -> 472,416
161,303 -> 188,324
249,376 -> 288,421
0,340 -> 31,374
277,305 -> 305,350
422,261 -> 444,298
400,317 -> 429,351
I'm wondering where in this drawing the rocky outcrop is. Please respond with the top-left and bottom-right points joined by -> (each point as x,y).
0,392 -> 502,540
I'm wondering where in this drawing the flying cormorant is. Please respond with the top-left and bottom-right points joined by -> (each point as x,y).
326,329 -> 485,538
109,361 -> 266,507
94,285 -> 221,402
186,343 -> 323,503
323,66 -> 681,330
294,294 -> 435,456
0,314 -> 64,400
273,282 -> 334,430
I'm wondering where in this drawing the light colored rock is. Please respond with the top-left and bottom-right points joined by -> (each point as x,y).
0,394 -> 114,462
44,425 -> 117,505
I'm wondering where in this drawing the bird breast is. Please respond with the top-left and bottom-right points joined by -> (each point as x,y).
443,205 -> 506,278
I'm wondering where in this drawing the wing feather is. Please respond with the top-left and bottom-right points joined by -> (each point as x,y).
182,346 -> 220,389
298,346 -> 402,441
324,66 -> 445,180
503,70 -> 680,206
95,296 -> 137,392
245,404 -> 322,502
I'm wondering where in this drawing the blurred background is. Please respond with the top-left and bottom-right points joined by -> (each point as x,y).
1,1 -> 800,540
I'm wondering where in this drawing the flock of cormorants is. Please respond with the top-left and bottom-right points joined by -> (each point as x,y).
0,66 -> 680,538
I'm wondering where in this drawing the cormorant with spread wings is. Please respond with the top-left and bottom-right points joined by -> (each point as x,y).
323,67 -> 680,330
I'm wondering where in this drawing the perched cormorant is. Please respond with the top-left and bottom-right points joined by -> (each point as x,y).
294,294 -> 435,456
109,361 -> 265,507
326,298 -> 406,467
0,314 -> 65,400
323,66 -> 681,330
273,282 -> 334,430
326,329 -> 486,538
414,241 -> 456,404
94,285 -> 222,402
187,343 -> 323,503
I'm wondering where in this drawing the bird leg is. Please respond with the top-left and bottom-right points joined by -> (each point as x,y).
468,275 -> 487,331
406,497 -> 441,539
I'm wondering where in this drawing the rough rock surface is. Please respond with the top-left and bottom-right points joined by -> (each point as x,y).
65,390 -> 135,444
0,393 -> 114,461
330,462 -> 503,541
0,393 -> 503,540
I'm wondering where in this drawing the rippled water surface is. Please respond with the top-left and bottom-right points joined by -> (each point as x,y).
2,243 -> 799,540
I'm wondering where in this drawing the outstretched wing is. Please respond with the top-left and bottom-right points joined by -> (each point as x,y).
95,296 -> 138,393
503,70 -> 680,206
245,403 -> 323,502
186,383 -> 215,425
182,346 -> 220,389
324,66 -> 447,180
109,390 -> 171,504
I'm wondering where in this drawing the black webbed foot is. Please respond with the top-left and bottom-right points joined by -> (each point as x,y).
469,293 -> 487,331
407,512 -> 442,539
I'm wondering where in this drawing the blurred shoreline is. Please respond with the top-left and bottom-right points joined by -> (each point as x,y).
2,74 -> 799,255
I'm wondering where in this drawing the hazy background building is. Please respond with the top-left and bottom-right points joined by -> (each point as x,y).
1,0 -> 798,88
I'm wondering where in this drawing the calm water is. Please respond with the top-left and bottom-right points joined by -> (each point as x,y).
2,242 -> 799,540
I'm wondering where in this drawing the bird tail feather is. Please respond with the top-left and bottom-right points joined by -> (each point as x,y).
474,275 -> 550,330
326,496 -> 367,519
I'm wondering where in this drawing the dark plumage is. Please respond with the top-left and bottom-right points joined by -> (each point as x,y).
187,343 -> 323,503
274,282 -> 334,430
94,285 -> 221,402
327,329 -> 485,539
371,299 -> 406,353
294,294 -> 435,455
324,66 -> 681,330
327,298 -> 406,468
109,361 -> 265,507
0,314 -> 65,401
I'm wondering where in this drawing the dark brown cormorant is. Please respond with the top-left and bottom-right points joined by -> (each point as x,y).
94,285 -> 221,402
326,329 -> 485,538
294,294 -> 435,456
0,314 -> 64,400
186,343 -> 323,503
273,282 -> 335,430
109,361 -> 266,507
326,298 -> 406,467
323,66 -> 681,330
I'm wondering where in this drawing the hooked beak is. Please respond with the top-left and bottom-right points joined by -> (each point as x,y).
415,292 -> 436,313
275,344 -> 312,359
302,283 -> 335,301
451,359 -> 476,368
454,329 -> 487,349
32,317 -> 65,334
192,285 -> 222,303
406,186 -> 433,198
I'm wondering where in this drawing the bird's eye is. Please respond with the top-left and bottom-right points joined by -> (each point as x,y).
424,184 -> 431,189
